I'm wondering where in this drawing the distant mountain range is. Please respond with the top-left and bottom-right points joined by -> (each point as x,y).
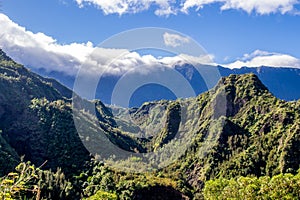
34,63 -> 300,107
1,48 -> 300,199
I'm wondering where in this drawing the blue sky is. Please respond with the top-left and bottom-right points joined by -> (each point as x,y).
1,0 -> 300,76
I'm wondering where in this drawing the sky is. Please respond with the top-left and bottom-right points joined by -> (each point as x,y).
1,0 -> 300,77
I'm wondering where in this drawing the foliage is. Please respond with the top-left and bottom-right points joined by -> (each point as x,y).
0,162 -> 39,200
165,73 -> 300,194
84,190 -> 117,200
0,130 -> 19,176
76,160 -> 187,199
0,161 -> 74,200
203,170 -> 300,199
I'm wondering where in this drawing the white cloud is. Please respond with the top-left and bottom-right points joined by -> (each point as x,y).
155,6 -> 177,16
75,0 -> 177,16
225,50 -> 300,69
219,0 -> 299,15
182,0 -> 300,15
0,14 -> 214,77
75,0 -> 300,15
84,49 -> 215,76
181,0 -> 219,13
163,32 -> 190,48
0,13 -> 94,76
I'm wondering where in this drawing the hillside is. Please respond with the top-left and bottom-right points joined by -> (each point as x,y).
108,73 -> 300,187
0,49 -> 90,176
0,49 -> 147,176
0,48 -> 299,199
166,73 -> 300,194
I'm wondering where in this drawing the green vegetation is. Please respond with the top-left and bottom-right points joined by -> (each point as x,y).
0,161 -> 72,200
0,130 -> 19,176
0,49 -> 300,199
85,191 -> 117,200
204,170 -> 300,199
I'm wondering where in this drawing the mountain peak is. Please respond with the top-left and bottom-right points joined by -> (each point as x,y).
211,73 -> 271,118
220,73 -> 269,96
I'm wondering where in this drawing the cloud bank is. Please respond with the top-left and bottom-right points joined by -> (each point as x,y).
0,14 -> 299,78
0,13 -> 94,75
0,14 -> 212,76
225,50 -> 300,69
75,0 -> 300,16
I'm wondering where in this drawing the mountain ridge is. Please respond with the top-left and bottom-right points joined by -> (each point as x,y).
0,48 -> 299,199
31,62 -> 300,107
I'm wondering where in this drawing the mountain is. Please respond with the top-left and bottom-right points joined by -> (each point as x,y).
83,73 -> 300,199
109,72 -> 300,175
167,73 -> 300,187
219,65 -> 300,101
34,63 -> 300,107
0,49 -> 90,176
0,49 -> 146,176
0,48 -> 300,199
